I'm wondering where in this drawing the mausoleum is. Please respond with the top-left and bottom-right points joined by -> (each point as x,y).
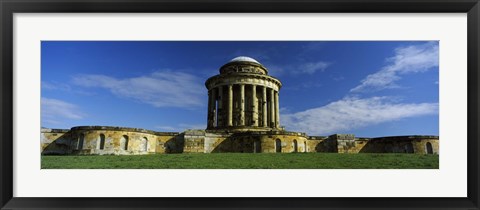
41,56 -> 439,155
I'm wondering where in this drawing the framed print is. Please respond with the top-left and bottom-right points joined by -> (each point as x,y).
1,0 -> 479,209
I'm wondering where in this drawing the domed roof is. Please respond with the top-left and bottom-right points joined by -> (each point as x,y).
218,56 -> 268,75
229,56 -> 260,64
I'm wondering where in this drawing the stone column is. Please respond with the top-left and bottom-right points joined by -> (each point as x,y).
275,90 -> 280,128
211,88 -> 217,127
227,84 -> 233,127
269,88 -> 275,128
262,86 -> 268,127
252,85 -> 258,126
207,90 -> 212,128
218,86 -> 223,127
240,84 -> 245,126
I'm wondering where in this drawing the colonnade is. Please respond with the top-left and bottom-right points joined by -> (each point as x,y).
207,84 -> 280,129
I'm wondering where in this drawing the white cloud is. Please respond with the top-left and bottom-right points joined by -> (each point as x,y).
155,123 -> 205,132
281,43 -> 439,135
264,63 -> 285,77
264,61 -> 331,77
72,71 -> 205,108
281,97 -> 438,136
292,61 -> 331,75
332,76 -> 345,81
155,126 -> 176,131
179,123 -> 205,130
42,97 -> 84,125
42,81 -> 96,96
351,42 -> 439,93
279,107 -> 290,113
283,81 -> 323,90
42,81 -> 72,91
302,42 -> 326,51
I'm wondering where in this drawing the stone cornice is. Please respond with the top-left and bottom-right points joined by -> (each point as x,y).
219,61 -> 268,75
370,135 -> 439,140
205,73 -> 282,90
40,128 -> 70,133
70,126 -> 179,136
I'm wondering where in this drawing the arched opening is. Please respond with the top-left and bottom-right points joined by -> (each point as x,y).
142,137 -> 148,152
293,140 -> 298,153
304,141 -> 307,152
98,134 -> 105,150
232,84 -> 239,126
254,139 -> 261,153
214,99 -> 218,127
165,144 -> 172,153
426,142 -> 433,154
384,143 -> 393,153
275,139 -> 282,153
120,135 -> 129,150
405,142 -> 414,153
77,134 -> 84,150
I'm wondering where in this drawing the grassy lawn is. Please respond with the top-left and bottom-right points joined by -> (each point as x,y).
41,153 -> 438,169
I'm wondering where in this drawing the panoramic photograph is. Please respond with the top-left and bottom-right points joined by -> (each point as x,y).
40,41 -> 439,169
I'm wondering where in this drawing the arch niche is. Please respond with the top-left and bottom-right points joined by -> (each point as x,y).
254,139 -> 261,153
142,137 -> 148,152
98,134 -> 105,150
275,139 -> 282,153
405,142 -> 414,153
426,142 -> 434,154
293,140 -> 298,153
77,134 -> 84,150
120,135 -> 129,150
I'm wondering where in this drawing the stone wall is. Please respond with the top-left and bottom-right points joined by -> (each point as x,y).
41,127 -> 439,155
41,128 -> 71,155
183,130 -> 206,153
42,126 -> 179,155
330,134 -> 357,153
206,131 -> 309,153
257,131 -> 308,153
357,136 -> 439,154
307,136 -> 331,152
204,132 -> 230,153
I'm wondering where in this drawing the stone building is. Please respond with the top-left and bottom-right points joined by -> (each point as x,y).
41,56 -> 439,155
205,56 -> 282,131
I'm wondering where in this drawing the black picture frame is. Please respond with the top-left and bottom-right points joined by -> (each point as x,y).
1,0 -> 479,209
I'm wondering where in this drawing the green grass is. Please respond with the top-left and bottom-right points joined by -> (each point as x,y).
41,153 -> 439,169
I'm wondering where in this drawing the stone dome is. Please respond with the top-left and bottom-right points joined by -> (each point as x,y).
219,56 -> 268,75
229,56 -> 260,64
205,56 -> 283,132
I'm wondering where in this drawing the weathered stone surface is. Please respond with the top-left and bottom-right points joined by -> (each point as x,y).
41,126 -> 439,155
356,136 -> 439,154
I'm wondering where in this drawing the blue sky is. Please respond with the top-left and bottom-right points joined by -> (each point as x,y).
41,41 -> 439,137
